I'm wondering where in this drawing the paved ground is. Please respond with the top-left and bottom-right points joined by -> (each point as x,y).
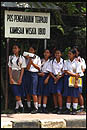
1,112 -> 86,128
1,113 -> 86,122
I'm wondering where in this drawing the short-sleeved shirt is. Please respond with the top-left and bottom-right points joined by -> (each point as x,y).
26,55 -> 41,72
8,55 -> 26,70
63,59 -> 82,77
46,58 -> 64,75
40,59 -> 50,73
75,56 -> 86,69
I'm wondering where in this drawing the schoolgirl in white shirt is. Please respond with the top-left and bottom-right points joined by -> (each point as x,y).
24,45 -> 41,114
73,46 -> 86,112
47,49 -> 64,114
8,43 -> 26,113
63,49 -> 82,115
38,49 -> 51,113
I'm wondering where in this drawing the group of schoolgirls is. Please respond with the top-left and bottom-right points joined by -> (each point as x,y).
8,43 -> 86,115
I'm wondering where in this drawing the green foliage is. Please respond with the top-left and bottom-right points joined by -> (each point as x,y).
54,11 -> 64,25
50,25 -> 64,35
56,2 -> 86,16
62,47 -> 71,60
65,3 -> 79,15
81,7 -> 86,13
57,25 -> 64,34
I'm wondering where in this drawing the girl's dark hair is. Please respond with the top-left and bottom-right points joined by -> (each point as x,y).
69,49 -> 76,55
10,56 -> 13,65
29,45 -> 36,51
10,56 -> 21,66
55,48 -> 62,53
13,43 -> 21,49
10,43 -> 21,66
44,48 -> 51,60
73,46 -> 80,52
44,48 -> 51,53
12,43 -> 21,56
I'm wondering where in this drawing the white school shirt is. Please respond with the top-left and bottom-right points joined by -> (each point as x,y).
26,55 -> 41,72
46,58 -> 64,75
75,56 -> 86,76
75,56 -> 86,69
63,59 -> 83,77
8,55 -> 26,70
40,59 -> 50,73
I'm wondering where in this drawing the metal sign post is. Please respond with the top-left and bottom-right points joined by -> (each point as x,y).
5,38 -> 9,110
44,39 -> 47,49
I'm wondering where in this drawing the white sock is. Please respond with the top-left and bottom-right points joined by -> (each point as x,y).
34,102 -> 38,109
38,104 -> 41,107
80,105 -> 84,108
27,101 -> 31,108
15,101 -> 19,109
59,107 -> 62,110
18,100 -> 23,108
66,103 -> 71,109
73,103 -> 78,110
43,104 -> 46,108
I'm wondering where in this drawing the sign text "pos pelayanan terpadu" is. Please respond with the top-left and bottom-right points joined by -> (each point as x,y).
5,10 -> 50,39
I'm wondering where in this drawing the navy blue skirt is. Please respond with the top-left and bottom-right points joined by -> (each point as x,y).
30,72 -> 38,95
24,71 -> 38,95
49,77 -> 64,94
24,70 -> 31,95
37,73 -> 50,96
63,75 -> 80,98
49,77 -> 57,94
56,77 -> 64,94
10,74 -> 26,97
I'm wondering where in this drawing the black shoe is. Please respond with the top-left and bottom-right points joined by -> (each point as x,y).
77,108 -> 84,113
52,107 -> 58,114
42,107 -> 48,113
27,107 -> 31,113
72,109 -> 77,115
63,108 -> 71,114
31,108 -> 38,114
14,108 -> 20,113
37,107 -> 43,113
19,107 -> 24,113
57,109 -> 63,114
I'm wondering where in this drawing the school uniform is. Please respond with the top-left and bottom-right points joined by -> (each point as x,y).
75,56 -> 86,71
37,59 -> 50,96
75,56 -> 86,94
22,69 -> 28,96
25,55 -> 41,95
63,59 -> 83,98
47,58 -> 64,94
8,55 -> 26,97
